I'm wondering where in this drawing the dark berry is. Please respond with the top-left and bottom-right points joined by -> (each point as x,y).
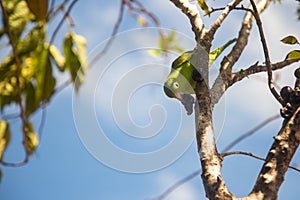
280,86 -> 293,102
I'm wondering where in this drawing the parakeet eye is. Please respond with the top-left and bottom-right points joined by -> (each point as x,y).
173,82 -> 179,89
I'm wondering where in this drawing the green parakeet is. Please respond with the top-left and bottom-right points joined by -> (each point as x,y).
164,38 -> 237,114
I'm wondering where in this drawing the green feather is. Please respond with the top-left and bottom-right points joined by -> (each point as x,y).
164,38 -> 236,99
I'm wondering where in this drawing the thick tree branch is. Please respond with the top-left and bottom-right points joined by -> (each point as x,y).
169,0 -> 204,41
250,107 -> 300,199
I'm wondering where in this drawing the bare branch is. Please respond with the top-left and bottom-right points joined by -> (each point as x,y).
207,0 -> 243,40
169,0 -> 204,42
222,114 -> 281,153
211,0 -> 270,106
221,151 -> 300,173
149,169 -> 201,200
49,0 -> 79,45
249,0 -> 284,105
230,58 -> 300,86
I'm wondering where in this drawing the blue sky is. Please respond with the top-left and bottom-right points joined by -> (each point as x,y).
1,0 -> 300,199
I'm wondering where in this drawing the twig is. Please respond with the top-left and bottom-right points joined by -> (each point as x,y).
249,0 -> 284,105
1,112 -> 20,121
149,169 -> 201,200
89,0 -> 126,67
207,0 -> 243,40
230,58 -> 300,86
221,151 -> 300,173
222,114 -> 281,152
0,0 -> 29,164
0,160 -> 29,167
49,0 -> 79,46
128,0 -> 167,49
38,106 -> 47,139
210,0 -> 270,106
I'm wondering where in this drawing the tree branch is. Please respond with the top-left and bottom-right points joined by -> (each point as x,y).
221,151 -> 300,173
211,0 -> 270,106
149,169 -> 201,200
230,58 -> 300,86
206,0 -> 243,42
249,0 -> 284,105
169,0 -> 204,42
222,114 -> 281,153
250,107 -> 300,199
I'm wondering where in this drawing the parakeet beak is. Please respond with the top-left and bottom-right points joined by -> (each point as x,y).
175,93 -> 195,115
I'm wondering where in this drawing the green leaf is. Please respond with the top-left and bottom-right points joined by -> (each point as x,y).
24,122 -> 39,155
285,50 -> 300,60
35,45 -> 55,108
25,82 -> 37,116
63,32 -> 87,91
25,0 -> 48,21
280,35 -> 299,45
209,38 -> 237,66
198,0 -> 210,16
0,120 -> 11,161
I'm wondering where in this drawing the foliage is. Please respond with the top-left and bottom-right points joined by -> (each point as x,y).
0,0 -> 87,169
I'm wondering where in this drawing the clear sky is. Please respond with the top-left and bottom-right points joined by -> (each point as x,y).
1,0 -> 300,199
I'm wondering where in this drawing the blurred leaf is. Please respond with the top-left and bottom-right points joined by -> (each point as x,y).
1,0 -> 32,41
285,50 -> 300,60
49,45 -> 65,71
63,32 -> 87,91
280,35 -> 299,45
137,16 -> 147,26
0,74 -> 20,110
34,45 -> 56,102
17,24 -> 45,56
148,49 -> 161,56
198,0 -> 210,16
0,120 -> 11,161
151,30 -> 183,57
24,82 -> 37,116
25,0 -> 48,21
24,122 -> 39,154
25,43 -> 56,116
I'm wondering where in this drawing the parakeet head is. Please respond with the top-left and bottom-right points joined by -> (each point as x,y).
163,77 -> 183,99
163,78 -> 195,115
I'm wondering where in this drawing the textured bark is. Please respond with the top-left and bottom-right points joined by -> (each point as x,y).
250,108 -> 300,199
169,0 -> 299,199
